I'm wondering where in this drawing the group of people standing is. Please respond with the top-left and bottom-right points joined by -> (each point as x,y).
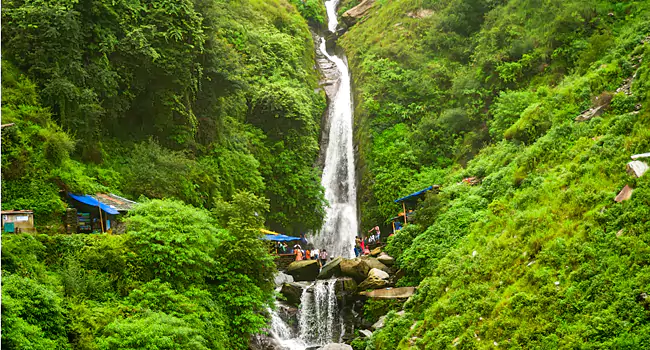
293,244 -> 329,267
354,226 -> 382,257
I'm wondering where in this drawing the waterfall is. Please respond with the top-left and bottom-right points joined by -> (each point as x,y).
268,280 -> 344,349
311,0 -> 358,259
298,280 -> 344,345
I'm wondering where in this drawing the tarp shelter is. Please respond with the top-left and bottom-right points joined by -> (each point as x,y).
394,185 -> 439,203
262,234 -> 301,241
392,185 -> 439,227
67,193 -> 135,234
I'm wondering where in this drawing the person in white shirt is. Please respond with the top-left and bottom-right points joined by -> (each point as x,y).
312,248 -> 319,261
320,249 -> 329,266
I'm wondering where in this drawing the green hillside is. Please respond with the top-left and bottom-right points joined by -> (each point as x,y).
340,0 -> 650,348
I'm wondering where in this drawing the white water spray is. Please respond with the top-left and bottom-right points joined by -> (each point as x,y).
311,0 -> 358,259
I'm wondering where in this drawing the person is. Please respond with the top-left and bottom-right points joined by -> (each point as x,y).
354,237 -> 361,257
368,234 -> 375,244
312,248 -> 319,261
320,249 -> 329,266
360,236 -> 365,254
295,248 -> 303,261
305,249 -> 311,260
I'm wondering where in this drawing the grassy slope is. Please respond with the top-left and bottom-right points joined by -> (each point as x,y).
341,0 -> 650,348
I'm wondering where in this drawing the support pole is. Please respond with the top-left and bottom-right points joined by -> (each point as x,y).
97,194 -> 105,233
402,201 -> 407,224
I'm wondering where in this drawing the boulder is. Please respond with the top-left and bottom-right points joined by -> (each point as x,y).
287,260 -> 320,281
319,344 -> 353,350
368,268 -> 390,280
318,256 -> 343,279
340,258 -> 370,282
377,253 -> 395,266
359,287 -> 416,299
372,311 -> 405,330
360,256 -> 390,272
614,185 -> 633,203
280,282 -> 307,306
358,275 -> 387,290
274,271 -> 294,287
359,329 -> 373,338
370,247 -> 382,256
627,161 -> 648,178
341,0 -> 376,27
335,277 -> 358,303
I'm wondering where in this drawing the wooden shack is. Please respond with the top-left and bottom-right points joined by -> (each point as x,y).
2,210 -> 35,233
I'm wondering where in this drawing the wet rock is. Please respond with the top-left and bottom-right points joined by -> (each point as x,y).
368,268 -> 390,280
370,247 -> 382,256
360,256 -> 390,272
287,260 -> 320,281
614,185 -> 634,203
274,271 -> 294,287
360,287 -> 416,299
249,333 -> 283,350
280,282 -> 308,306
627,161 -> 648,178
377,253 -> 395,266
318,256 -> 343,279
358,275 -> 387,290
340,258 -> 370,282
319,344 -> 353,350
342,0 -> 376,27
359,329 -> 373,338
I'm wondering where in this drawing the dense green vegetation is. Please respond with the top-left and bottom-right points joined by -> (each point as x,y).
1,0 -> 324,348
341,0 -> 650,348
2,196 -> 275,349
1,0 -> 326,234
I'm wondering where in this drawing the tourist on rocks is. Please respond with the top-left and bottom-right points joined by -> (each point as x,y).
360,236 -> 366,254
312,248 -> 319,261
320,249 -> 329,266
305,249 -> 311,260
354,237 -> 361,257
295,248 -> 303,261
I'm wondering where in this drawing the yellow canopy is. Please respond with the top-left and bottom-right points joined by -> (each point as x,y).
260,228 -> 281,235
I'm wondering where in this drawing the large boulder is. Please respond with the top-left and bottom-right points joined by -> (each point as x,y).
370,247 -> 382,257
359,287 -> 416,299
287,260 -> 320,281
368,268 -> 389,280
280,282 -> 308,306
318,256 -> 343,279
377,253 -> 395,266
335,277 -> 358,303
342,0 -> 376,27
340,258 -> 370,282
358,275 -> 387,291
274,271 -> 294,287
360,256 -> 390,272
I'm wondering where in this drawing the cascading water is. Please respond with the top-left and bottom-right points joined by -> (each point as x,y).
269,280 -> 344,349
298,280 -> 344,345
311,0 -> 358,259
267,1 -> 355,348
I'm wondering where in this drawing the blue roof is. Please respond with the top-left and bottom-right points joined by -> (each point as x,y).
394,186 -> 434,203
261,234 -> 301,242
68,193 -> 120,215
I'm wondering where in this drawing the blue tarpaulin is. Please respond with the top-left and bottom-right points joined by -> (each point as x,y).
394,186 -> 434,203
69,193 -> 120,215
262,234 -> 301,242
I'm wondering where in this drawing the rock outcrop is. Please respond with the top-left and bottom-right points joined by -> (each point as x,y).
358,274 -> 387,290
377,253 -> 395,266
359,287 -> 416,299
318,256 -> 343,279
370,247 -> 382,256
342,0 -> 376,27
280,282 -> 308,306
287,260 -> 320,281
360,256 -> 390,272
627,160 -> 648,178
368,268 -> 390,280
340,258 -> 371,282
274,271 -> 294,287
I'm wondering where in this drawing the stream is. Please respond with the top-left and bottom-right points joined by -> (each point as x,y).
266,0 -> 358,349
